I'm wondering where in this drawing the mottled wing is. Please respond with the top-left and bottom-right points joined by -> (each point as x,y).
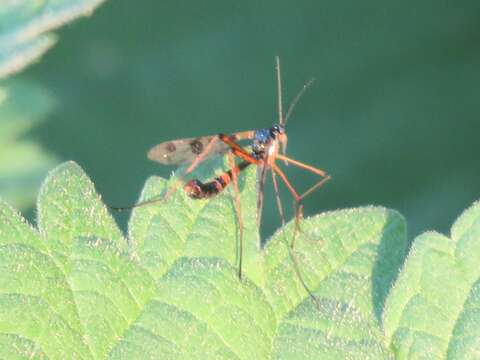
147,135 -> 230,165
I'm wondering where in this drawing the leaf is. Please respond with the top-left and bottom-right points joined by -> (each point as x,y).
264,208 -> 405,359
0,0 -> 107,78
0,194 -> 90,358
0,161 -> 411,358
0,34 -> 56,79
383,200 -> 480,358
128,158 -> 261,283
0,79 -> 58,210
0,0 -> 108,208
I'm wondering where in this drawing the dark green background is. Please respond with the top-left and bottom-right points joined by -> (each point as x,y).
25,0 -> 480,239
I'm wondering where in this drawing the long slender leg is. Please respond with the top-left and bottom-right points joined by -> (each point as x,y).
219,134 -> 259,164
227,152 -> 244,280
270,162 -> 329,309
276,153 -> 331,201
270,163 -> 301,201
271,170 -> 286,227
256,162 -> 268,245
110,194 -> 165,211
270,163 -> 319,306
276,154 -> 327,177
300,176 -> 331,201
270,163 -> 303,249
271,162 -> 329,248
287,237 -> 320,309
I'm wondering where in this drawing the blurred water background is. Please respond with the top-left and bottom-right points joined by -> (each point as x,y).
4,0 -> 480,240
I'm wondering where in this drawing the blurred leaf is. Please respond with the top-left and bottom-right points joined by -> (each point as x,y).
0,34 -> 56,79
0,79 -> 57,210
0,0 -> 108,209
0,0 -> 107,78
0,161 -> 412,358
384,201 -> 480,358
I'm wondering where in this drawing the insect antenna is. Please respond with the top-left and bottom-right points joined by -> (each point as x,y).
275,56 -> 284,126
275,57 -> 315,163
284,77 -> 315,125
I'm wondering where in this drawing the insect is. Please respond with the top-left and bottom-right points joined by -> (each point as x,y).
115,57 -> 330,303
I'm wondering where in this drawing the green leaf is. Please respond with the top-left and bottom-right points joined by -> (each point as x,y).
264,208 -> 405,359
0,79 -> 58,210
383,200 -> 480,358
0,34 -> 56,79
0,195 -> 90,358
128,158 -> 261,283
0,0 -> 107,78
0,0 -> 108,209
0,161 -> 412,358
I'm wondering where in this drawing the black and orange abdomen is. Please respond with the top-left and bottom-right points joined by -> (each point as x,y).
184,161 -> 251,199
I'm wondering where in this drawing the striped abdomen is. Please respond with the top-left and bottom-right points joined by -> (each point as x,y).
184,161 -> 251,199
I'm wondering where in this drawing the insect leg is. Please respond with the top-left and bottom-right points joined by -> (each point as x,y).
218,134 -> 258,164
275,154 -> 331,201
271,170 -> 286,227
270,163 -> 302,248
270,163 -> 320,307
276,154 -> 327,177
256,162 -> 268,245
270,163 -> 301,201
227,152 -> 244,280
110,194 -> 166,211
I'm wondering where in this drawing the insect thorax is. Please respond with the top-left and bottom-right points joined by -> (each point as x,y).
252,126 -> 282,159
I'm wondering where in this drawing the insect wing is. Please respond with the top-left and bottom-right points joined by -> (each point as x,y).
147,135 -> 230,165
